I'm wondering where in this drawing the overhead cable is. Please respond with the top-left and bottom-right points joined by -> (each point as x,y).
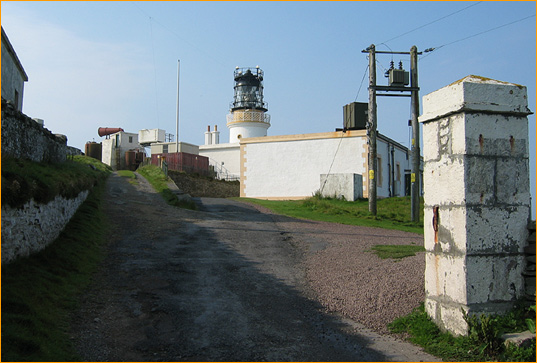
379,1 -> 482,46
422,13 -> 536,58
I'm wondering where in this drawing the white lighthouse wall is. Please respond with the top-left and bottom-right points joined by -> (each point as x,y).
229,122 -> 270,143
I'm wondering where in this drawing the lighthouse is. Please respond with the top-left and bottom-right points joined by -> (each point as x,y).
226,66 -> 271,143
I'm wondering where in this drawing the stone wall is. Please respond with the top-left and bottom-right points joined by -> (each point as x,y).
1,98 -> 67,163
1,190 -> 89,264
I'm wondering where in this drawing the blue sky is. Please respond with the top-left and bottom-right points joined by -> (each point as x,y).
1,1 -> 536,213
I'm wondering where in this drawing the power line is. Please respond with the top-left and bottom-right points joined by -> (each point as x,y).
379,1 -> 482,46
422,13 -> 536,58
354,64 -> 369,102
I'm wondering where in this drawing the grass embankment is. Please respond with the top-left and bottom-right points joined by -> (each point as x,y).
137,165 -> 197,210
239,195 -> 424,234
1,155 -> 111,209
1,156 -> 111,361
389,304 -> 536,362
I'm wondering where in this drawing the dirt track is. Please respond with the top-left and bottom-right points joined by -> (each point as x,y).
71,172 -> 439,361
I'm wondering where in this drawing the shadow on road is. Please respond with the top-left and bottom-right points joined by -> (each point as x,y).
72,174 -> 435,362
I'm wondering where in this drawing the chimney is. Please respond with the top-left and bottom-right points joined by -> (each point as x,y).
204,125 -> 212,145
212,124 -> 220,145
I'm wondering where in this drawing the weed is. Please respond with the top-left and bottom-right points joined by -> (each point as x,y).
369,244 -> 425,259
390,303 -> 536,362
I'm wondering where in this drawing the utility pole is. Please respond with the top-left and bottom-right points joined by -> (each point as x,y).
410,46 -> 420,222
175,59 -> 180,153
361,44 -> 421,222
367,44 -> 377,215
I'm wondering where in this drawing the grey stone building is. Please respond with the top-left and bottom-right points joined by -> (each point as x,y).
1,27 -> 28,111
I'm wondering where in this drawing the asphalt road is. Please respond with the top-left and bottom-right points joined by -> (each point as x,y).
71,173 -> 438,362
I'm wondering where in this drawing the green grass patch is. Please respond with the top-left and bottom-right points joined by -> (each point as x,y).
117,170 -> 138,185
1,178 -> 110,361
237,195 -> 424,234
117,169 -> 135,178
389,304 -> 536,361
137,165 -> 196,210
369,244 -> 425,259
1,155 -> 112,209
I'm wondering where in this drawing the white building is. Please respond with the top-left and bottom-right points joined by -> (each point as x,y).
101,131 -> 142,170
199,67 -> 419,200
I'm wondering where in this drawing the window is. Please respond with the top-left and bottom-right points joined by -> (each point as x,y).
129,136 -> 133,143
396,163 -> 401,181
163,145 -> 169,153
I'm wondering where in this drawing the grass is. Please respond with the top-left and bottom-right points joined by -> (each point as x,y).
238,194 -> 424,234
369,244 -> 425,259
1,155 -> 112,209
137,165 -> 197,210
117,169 -> 138,185
1,166 -> 110,361
389,303 -> 536,362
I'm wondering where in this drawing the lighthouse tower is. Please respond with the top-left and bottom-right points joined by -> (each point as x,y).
227,66 -> 270,143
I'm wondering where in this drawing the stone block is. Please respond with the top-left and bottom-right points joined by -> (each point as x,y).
424,206 -> 468,255
466,206 -> 529,254
319,173 -> 362,201
423,157 -> 466,206
465,156 -> 496,205
422,119 -> 440,161
466,255 -> 525,304
420,76 -> 531,124
425,252 -> 467,303
496,158 -> 530,205
502,331 -> 536,348
425,298 -> 469,336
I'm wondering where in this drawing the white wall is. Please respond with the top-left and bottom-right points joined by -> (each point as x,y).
199,143 -> 240,179
150,142 -> 199,155
240,131 -> 368,199
240,131 -> 414,199
101,131 -> 140,170
376,137 -> 412,197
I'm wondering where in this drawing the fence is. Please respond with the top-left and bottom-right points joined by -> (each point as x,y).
151,152 -> 209,176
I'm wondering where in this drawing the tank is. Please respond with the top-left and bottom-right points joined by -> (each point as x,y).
85,141 -> 102,161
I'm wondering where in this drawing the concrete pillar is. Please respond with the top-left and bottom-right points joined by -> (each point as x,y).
419,75 -> 533,336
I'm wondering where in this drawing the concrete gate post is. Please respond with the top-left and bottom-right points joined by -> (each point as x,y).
419,75 -> 533,336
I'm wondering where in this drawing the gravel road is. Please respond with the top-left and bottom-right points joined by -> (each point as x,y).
71,172 -> 439,361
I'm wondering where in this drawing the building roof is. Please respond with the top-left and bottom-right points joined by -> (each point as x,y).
1,27 -> 29,82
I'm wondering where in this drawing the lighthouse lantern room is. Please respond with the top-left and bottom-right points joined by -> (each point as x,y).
226,66 -> 271,143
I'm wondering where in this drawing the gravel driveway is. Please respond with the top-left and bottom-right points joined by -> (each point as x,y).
71,172 -> 439,361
